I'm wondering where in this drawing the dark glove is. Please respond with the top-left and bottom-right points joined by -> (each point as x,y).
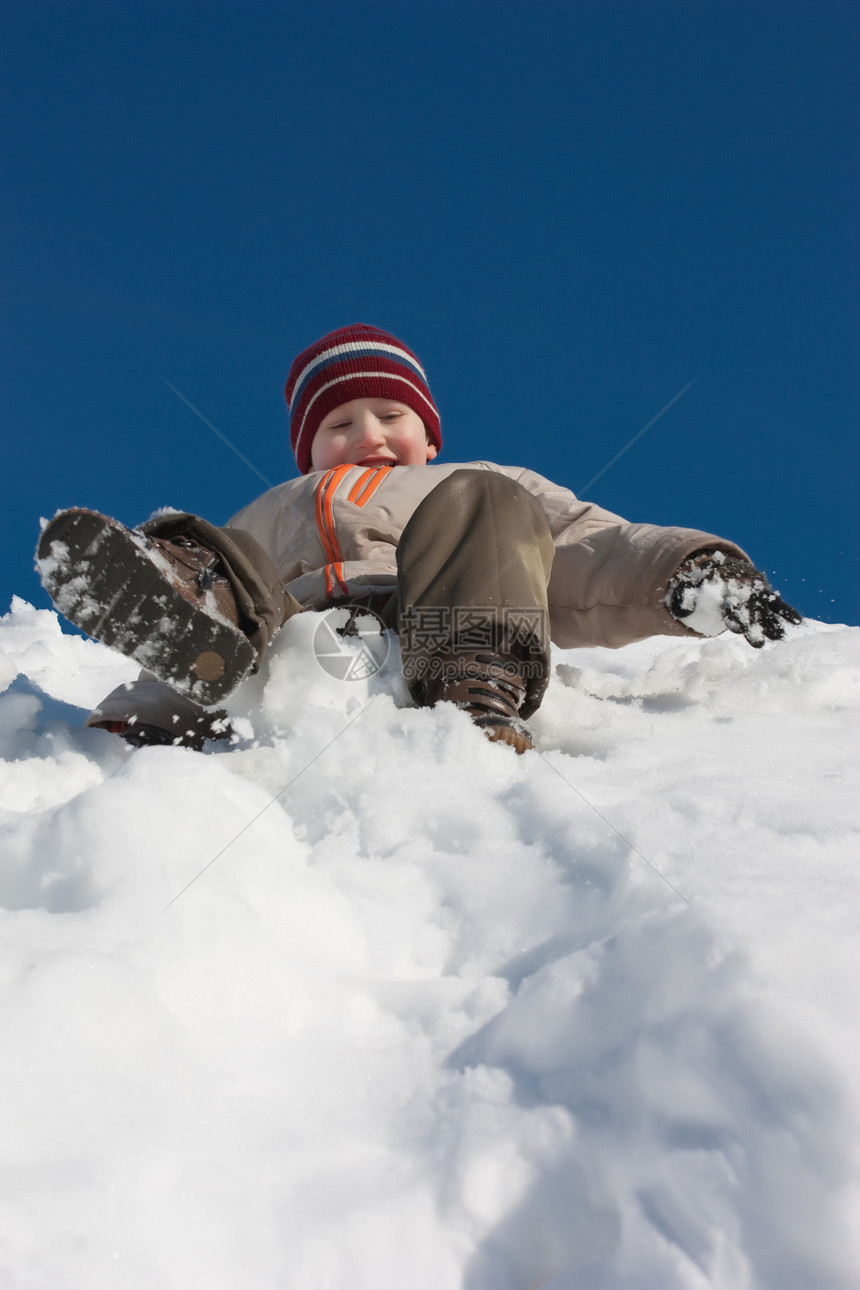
667,551 -> 802,648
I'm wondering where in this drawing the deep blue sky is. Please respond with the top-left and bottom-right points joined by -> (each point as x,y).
3,1 -> 857,626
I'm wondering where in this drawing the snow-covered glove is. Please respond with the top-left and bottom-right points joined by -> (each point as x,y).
666,550 -> 802,648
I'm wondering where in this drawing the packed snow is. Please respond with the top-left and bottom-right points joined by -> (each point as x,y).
0,596 -> 858,1289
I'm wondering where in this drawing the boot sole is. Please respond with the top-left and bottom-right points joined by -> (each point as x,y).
37,509 -> 255,706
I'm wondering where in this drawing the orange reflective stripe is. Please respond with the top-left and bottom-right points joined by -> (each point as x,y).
322,465 -> 351,557
314,467 -> 353,599
347,468 -> 376,503
314,466 -> 350,564
352,465 -> 392,507
323,561 -> 349,598
314,473 -> 336,564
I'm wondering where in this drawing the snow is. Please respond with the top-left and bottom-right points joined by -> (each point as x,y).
1,595 -> 858,1289
671,569 -> 730,637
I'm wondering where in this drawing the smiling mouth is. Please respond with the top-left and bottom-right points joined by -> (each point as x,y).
356,456 -> 397,466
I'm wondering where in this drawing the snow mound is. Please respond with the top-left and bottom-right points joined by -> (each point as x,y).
1,600 -> 858,1289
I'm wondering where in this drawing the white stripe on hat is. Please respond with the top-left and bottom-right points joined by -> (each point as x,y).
289,340 -> 428,408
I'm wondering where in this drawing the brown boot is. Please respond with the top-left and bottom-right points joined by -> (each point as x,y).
421,652 -> 535,754
37,509 -> 256,705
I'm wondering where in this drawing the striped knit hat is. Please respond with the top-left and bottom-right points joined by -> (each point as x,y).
285,323 -> 442,474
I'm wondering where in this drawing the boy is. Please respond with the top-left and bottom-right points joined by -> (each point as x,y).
37,323 -> 801,753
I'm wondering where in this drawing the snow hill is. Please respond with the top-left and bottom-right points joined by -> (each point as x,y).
1,597 -> 858,1290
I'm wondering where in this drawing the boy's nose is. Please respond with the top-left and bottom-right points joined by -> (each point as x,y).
356,413 -> 385,443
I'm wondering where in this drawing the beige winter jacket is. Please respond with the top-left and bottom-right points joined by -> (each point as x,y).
230,460 -> 747,649
86,460 -> 747,730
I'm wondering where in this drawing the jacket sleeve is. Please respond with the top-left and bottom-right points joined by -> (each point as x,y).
505,466 -> 750,649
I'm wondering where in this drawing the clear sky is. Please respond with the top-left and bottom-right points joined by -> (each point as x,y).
3,1 -> 857,625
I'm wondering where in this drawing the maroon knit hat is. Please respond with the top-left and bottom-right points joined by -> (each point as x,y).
285,323 -> 442,474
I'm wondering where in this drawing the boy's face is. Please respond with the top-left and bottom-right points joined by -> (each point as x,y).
310,398 -> 438,472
